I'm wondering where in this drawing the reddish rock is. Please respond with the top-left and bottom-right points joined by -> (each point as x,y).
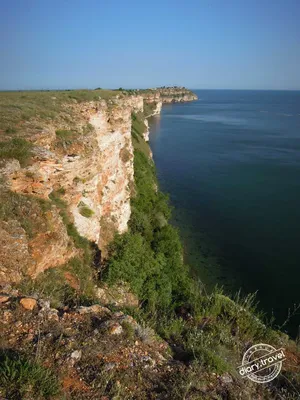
20,297 -> 37,310
101,319 -> 123,335
109,323 -> 123,335
0,295 -> 10,303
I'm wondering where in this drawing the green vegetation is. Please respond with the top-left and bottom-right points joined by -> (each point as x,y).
0,89 -> 121,132
49,190 -> 93,265
0,350 -> 59,399
0,187 -> 96,305
0,189 -> 50,238
78,201 -> 94,218
0,90 -> 299,398
82,122 -> 94,134
143,101 -> 157,117
55,128 -> 81,148
104,111 -> 286,375
131,112 -> 151,156
55,128 -> 77,140
0,138 -> 33,166
19,256 -> 96,308
16,190 -> 96,307
106,112 -> 188,313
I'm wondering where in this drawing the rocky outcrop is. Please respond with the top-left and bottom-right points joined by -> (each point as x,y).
142,86 -> 197,104
0,87 -> 197,282
141,87 -> 196,141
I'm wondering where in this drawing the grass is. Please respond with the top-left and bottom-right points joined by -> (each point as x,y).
0,350 -> 60,399
0,189 -> 51,238
0,89 -> 122,132
19,256 -> 96,308
0,137 -> 33,166
78,201 -> 94,218
55,128 -> 77,140
0,187 -> 96,305
55,128 -> 81,149
143,102 -> 158,117
49,190 -> 93,264
131,112 -> 151,156
0,88 -> 193,135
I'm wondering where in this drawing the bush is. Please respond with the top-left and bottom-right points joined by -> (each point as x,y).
78,202 -> 94,218
106,117 -> 192,313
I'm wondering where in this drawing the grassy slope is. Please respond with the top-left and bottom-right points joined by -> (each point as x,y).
0,89 -> 121,133
105,111 -> 300,398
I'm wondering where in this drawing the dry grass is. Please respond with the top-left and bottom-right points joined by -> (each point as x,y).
0,89 -> 121,133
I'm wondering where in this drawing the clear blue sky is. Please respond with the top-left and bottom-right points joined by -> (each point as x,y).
1,0 -> 299,90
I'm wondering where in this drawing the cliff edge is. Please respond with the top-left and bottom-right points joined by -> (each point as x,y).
0,87 -> 197,284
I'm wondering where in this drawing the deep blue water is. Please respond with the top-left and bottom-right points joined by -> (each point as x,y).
149,90 -> 300,337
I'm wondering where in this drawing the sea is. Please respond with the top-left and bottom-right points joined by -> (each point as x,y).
149,89 -> 300,338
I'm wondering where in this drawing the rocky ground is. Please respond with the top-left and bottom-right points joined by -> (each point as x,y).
1,287 -> 299,400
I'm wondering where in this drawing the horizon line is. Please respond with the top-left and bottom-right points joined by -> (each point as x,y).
1,87 -> 300,92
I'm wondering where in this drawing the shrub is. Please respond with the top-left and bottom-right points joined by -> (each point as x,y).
106,125 -> 192,313
121,321 -> 135,340
78,202 -> 94,218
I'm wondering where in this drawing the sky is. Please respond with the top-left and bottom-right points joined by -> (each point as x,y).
1,0 -> 300,90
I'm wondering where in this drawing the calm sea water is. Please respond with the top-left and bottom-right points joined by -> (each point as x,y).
149,90 -> 300,337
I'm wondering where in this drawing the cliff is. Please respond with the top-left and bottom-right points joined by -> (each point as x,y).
0,87 -> 299,400
0,87 -> 197,284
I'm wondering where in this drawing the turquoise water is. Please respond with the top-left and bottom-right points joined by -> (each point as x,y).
149,90 -> 300,337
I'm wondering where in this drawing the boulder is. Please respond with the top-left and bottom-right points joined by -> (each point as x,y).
20,297 -> 37,310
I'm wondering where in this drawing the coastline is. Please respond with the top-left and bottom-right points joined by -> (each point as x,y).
0,88 -> 299,399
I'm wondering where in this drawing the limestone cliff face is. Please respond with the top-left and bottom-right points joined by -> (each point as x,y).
0,88 -> 197,283
142,87 -> 197,104
159,88 -> 197,103
141,87 -> 196,141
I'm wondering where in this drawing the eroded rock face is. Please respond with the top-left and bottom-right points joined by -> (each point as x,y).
0,207 -> 79,284
142,87 -> 197,104
28,207 -> 79,277
1,99 -> 135,276
0,89 -> 197,282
